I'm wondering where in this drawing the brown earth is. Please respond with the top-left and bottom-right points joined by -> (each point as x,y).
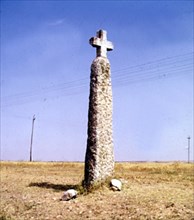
0,162 -> 194,220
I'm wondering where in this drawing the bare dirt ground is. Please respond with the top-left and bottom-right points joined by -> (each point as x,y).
0,162 -> 194,220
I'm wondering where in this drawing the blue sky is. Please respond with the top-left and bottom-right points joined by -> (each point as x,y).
1,0 -> 193,162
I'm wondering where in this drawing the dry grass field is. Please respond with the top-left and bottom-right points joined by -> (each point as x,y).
0,161 -> 193,220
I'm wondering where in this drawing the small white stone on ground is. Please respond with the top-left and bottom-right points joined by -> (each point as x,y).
61,189 -> 77,201
110,179 -> 122,191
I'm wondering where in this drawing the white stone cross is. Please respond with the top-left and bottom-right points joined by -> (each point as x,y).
89,30 -> 114,58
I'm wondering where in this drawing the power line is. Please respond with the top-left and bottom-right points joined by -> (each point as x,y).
112,52 -> 193,74
2,59 -> 191,103
2,66 -> 192,107
1,52 -> 193,107
2,52 -> 193,99
113,66 -> 192,87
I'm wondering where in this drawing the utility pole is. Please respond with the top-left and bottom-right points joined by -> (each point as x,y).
187,136 -> 191,163
30,115 -> 36,162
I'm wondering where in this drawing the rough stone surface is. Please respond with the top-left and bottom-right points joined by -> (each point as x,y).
110,179 -> 122,191
84,55 -> 114,188
61,189 -> 77,201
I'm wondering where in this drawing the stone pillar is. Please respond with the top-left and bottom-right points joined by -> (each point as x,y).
84,30 -> 114,188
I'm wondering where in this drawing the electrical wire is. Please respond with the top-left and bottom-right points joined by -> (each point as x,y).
1,52 -> 193,107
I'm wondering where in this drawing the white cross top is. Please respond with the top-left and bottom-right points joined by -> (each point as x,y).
89,30 -> 114,58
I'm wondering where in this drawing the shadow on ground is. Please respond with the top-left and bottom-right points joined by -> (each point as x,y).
28,182 -> 81,192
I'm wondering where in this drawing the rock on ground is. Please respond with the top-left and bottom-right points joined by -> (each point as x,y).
61,189 -> 77,201
110,179 -> 122,191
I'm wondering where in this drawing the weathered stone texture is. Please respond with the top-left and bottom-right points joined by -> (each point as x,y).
84,56 -> 114,187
